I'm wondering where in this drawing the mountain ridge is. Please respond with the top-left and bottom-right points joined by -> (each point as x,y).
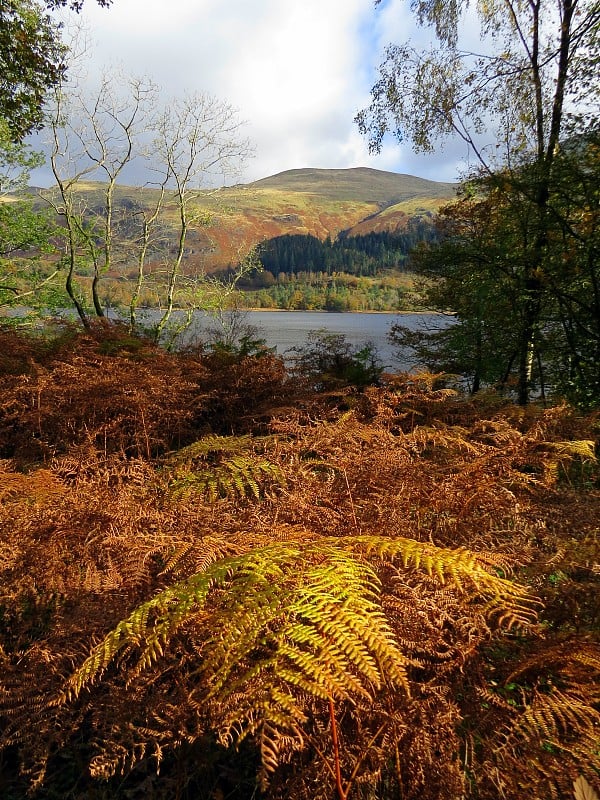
247,166 -> 457,207
29,166 -> 458,272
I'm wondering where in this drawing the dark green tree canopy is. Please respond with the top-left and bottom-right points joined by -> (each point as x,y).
0,0 -> 65,141
0,0 -> 112,143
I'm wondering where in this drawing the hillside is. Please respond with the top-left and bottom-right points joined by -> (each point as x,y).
249,166 -> 456,204
36,167 -> 457,273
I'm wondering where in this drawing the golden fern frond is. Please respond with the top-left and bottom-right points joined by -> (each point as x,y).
58,540 -> 410,710
59,534 -> 533,707
55,550 -> 250,702
547,440 -> 596,460
343,535 -> 537,627
55,532 -> 538,783
539,439 -> 596,483
201,542 -> 410,705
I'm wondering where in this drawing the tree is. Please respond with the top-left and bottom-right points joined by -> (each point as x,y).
390,178 -> 548,395
45,0 -> 110,7
42,65 -> 254,337
390,142 -> 600,403
0,0 -> 111,145
358,0 -> 600,403
150,92 -> 253,346
538,134 -> 600,406
45,67 -> 158,323
0,120 -> 59,308
0,0 -> 65,141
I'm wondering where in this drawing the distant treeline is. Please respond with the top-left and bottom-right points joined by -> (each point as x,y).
236,273 -> 420,312
252,223 -> 437,280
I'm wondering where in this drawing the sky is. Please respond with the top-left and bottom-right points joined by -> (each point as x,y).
31,0 -> 479,187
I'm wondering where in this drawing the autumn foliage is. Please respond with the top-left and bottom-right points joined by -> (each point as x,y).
0,323 -> 598,800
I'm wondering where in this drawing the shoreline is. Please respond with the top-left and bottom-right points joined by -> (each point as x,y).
239,308 -> 451,316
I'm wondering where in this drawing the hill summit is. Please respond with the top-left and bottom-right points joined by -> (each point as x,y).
248,167 -> 456,207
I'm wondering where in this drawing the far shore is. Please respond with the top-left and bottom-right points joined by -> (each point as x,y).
238,307 -> 452,315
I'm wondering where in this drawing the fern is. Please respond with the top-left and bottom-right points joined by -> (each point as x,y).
484,641 -> 600,798
344,535 -> 537,627
541,439 -> 596,484
166,434 -> 286,502
56,533 -> 536,780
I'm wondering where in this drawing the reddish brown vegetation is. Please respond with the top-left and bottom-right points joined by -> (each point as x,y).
0,324 -> 598,800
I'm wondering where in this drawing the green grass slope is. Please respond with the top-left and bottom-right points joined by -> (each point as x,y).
249,166 -> 456,206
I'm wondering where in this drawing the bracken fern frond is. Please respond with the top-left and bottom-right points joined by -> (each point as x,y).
166,434 -> 286,502
55,531 -> 537,781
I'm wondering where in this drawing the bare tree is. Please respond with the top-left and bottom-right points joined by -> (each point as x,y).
70,70 -> 158,316
42,38 -> 253,339
150,92 -> 253,345
44,62 -> 157,324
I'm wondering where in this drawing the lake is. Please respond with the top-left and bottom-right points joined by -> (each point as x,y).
176,310 -> 453,370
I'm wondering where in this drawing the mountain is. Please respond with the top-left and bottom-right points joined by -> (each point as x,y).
36,167 -> 457,273
249,167 -> 456,205
192,167 -> 456,270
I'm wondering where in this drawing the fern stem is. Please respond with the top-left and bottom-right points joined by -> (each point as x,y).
342,468 -> 360,534
328,695 -> 348,800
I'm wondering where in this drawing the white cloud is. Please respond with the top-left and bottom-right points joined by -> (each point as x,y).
30,0 -> 465,186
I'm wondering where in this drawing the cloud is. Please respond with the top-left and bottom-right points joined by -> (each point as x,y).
30,0 -> 467,186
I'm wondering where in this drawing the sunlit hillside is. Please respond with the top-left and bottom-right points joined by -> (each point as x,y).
36,167 -> 457,272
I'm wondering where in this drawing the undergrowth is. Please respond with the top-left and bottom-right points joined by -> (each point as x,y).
0,323 -> 598,800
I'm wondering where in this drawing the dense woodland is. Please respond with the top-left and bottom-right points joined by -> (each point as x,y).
227,228 -> 435,311
254,227 -> 437,278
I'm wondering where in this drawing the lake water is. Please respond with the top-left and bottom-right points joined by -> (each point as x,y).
178,310 -> 453,370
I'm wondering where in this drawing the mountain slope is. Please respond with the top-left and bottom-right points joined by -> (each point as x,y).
35,167 -> 457,272
249,167 -> 456,206
198,167 -> 456,269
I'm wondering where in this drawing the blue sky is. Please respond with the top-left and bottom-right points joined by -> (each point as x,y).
31,0 -> 477,186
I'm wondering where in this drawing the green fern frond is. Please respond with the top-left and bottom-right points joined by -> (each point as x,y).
166,434 -> 286,502
167,434 -> 255,465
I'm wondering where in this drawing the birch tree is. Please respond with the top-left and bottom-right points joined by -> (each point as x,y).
45,65 -> 156,324
358,0 -> 600,403
151,92 -> 252,346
